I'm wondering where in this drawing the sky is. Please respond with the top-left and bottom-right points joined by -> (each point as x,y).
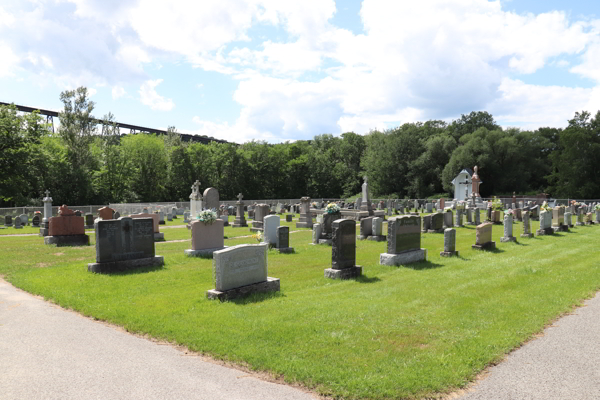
1,0 -> 600,143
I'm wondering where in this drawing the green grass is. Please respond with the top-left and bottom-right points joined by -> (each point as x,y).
1,212 -> 598,399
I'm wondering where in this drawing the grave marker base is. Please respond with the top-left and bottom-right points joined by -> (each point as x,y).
154,232 -> 165,241
88,255 -> 164,274
552,225 -> 569,232
380,249 -> 427,266
249,227 -> 264,232
500,236 -> 517,242
440,250 -> 459,257
472,241 -> 496,250
536,228 -> 554,236
44,234 -> 90,247
232,222 -> 248,227
367,235 -> 387,242
585,221 -> 595,225
520,233 -> 534,238
324,266 -> 362,280
276,247 -> 295,254
185,246 -> 226,257
427,229 -> 445,233
206,277 -> 280,301
318,239 -> 332,245
576,222 -> 584,226
159,221 -> 165,225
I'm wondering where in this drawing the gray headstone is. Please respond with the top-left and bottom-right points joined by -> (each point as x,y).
85,213 -> 94,226
312,223 -> 322,244
431,212 -> 443,231
503,213 -> 513,237
263,215 -> 280,244
19,214 -> 28,226
359,217 -> 374,237
443,210 -> 453,229
4,215 -> 12,226
203,187 -> 220,210
523,211 -> 531,234
213,244 -> 268,291
13,216 -> 22,229
32,214 -> 40,227
372,217 -> 383,236
443,228 -> 456,253
387,215 -> 420,254
474,208 -> 480,225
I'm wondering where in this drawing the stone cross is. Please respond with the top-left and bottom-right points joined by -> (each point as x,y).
237,193 -> 243,202
45,189 -> 50,197
192,180 -> 200,193
363,176 -> 368,184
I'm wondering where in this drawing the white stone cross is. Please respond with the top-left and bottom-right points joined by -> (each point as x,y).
45,189 -> 50,197
192,180 -> 201,192
237,193 -> 243,202
363,176 -> 368,184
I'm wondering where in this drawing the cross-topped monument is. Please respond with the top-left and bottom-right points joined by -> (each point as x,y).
189,180 -> 203,216
237,193 -> 244,203
361,176 -> 373,216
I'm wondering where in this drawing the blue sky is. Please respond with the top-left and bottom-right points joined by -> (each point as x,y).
1,0 -> 600,143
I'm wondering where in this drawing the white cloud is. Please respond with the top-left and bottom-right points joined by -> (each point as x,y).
139,79 -> 174,111
87,87 -> 97,97
112,85 -> 126,99
0,41 -> 18,77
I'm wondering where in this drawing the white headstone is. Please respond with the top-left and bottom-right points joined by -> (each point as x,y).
263,215 -> 280,244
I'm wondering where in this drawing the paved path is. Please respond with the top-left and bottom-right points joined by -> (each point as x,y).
455,291 -> 600,400
0,280 -> 319,400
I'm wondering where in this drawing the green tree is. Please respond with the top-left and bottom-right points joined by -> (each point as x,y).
121,133 -> 168,201
0,104 -> 48,206
57,87 -> 98,204
548,111 -> 600,198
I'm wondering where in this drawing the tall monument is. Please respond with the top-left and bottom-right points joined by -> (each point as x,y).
360,176 -> 374,216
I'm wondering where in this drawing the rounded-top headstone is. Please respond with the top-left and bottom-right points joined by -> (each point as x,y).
203,187 -> 219,210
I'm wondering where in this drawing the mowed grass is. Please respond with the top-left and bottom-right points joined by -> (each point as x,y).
1,211 -> 599,399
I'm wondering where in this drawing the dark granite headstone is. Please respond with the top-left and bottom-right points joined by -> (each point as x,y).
5,215 -> 12,226
32,215 -> 40,227
276,226 -> 290,250
331,219 -> 356,270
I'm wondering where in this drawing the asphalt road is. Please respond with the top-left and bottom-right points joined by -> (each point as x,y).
456,291 -> 600,400
0,280 -> 319,400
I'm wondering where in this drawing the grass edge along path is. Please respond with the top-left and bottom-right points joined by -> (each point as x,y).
1,217 -> 600,400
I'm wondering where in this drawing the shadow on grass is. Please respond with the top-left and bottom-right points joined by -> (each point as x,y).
355,275 -> 381,284
230,290 -> 285,305
403,260 -> 444,270
108,264 -> 165,276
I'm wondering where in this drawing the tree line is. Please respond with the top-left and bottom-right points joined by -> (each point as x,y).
2,87 -> 599,207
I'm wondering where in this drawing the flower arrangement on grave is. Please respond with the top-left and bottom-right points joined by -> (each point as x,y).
491,197 -> 504,211
325,202 -> 341,214
540,201 -> 552,212
196,209 -> 217,225
251,231 -> 263,243
311,202 -> 318,208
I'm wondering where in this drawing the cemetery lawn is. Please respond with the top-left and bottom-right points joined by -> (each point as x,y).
2,215 -> 600,399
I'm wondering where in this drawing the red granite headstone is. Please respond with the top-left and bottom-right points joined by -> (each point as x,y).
48,205 -> 85,236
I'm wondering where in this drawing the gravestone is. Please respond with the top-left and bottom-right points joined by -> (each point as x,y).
40,189 -> 53,236
440,228 -> 458,257
454,210 -> 463,227
380,215 -> 426,265
88,217 -> 163,273
312,223 -> 322,245
369,217 -> 386,241
285,214 -> 293,222
18,214 -> 28,226
189,180 -> 203,216
358,216 -> 374,240
97,206 -> 114,220
552,207 -> 568,232
585,212 -> 594,224
263,215 -> 280,245
84,213 -> 94,229
466,207 -> 472,224
564,211 -> 573,228
325,219 -> 362,279
596,210 -> 600,224
360,177 -> 374,216
45,205 -> 89,246
203,187 -> 219,211
530,205 -> 539,220
319,212 -> 341,244
426,203 -> 433,213
443,210 -> 453,229
13,216 -> 22,229
185,219 -> 226,256
521,211 -> 533,238
166,211 -> 172,222
130,213 -> 163,241
157,211 -> 165,225
75,210 -> 82,217
232,193 -> 248,228
430,212 -> 444,233
536,210 -> 554,235
207,244 -> 279,300
172,207 -> 178,219
422,215 -> 431,233
275,226 -> 294,253
500,213 -> 516,242
183,212 -> 190,223
32,214 -> 40,227
576,209 -> 584,226
474,208 -> 481,225
296,197 -> 313,228
4,215 -> 12,227
219,215 -> 229,226
472,222 -> 495,250
251,204 -> 270,231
